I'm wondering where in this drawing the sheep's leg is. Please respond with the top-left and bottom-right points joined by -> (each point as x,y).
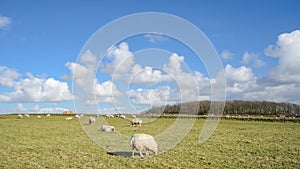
145,150 -> 149,156
139,150 -> 144,158
132,150 -> 135,157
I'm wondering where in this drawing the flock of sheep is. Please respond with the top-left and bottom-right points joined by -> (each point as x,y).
17,113 -> 158,158
89,114 -> 158,158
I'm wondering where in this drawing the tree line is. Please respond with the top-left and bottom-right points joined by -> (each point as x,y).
143,100 -> 300,117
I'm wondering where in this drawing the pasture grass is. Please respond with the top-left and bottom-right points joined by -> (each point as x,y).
0,114 -> 299,168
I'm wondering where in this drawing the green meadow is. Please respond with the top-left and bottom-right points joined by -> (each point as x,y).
0,114 -> 299,168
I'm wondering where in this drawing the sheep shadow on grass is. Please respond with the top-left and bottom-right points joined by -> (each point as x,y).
107,151 -> 132,157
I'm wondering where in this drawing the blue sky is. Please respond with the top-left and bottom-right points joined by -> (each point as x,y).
1,0 -> 300,114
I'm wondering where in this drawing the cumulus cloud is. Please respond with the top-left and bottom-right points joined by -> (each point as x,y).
103,42 -> 134,78
0,16 -> 11,29
0,66 -> 20,87
242,51 -> 265,67
66,50 -> 122,105
128,86 -> 171,106
220,50 -> 234,60
264,30 -> 300,83
0,74 -> 72,102
130,66 -> 171,86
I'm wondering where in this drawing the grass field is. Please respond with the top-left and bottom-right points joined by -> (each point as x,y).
0,114 -> 299,168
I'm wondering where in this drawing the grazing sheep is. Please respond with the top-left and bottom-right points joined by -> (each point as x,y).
18,114 -> 23,118
120,115 -> 126,119
105,114 -> 114,118
130,134 -> 158,158
24,114 -> 30,118
75,115 -> 80,119
131,114 -> 136,118
37,115 -> 41,119
89,117 -> 96,124
46,114 -> 51,117
100,125 -> 115,132
130,118 -> 142,127
65,117 -> 73,120
80,114 -> 84,117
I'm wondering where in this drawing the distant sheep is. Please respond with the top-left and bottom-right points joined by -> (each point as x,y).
18,114 -> 23,118
131,115 -> 136,118
24,114 -> 30,118
130,134 -> 158,158
100,125 -> 115,132
105,114 -> 114,118
89,117 -> 96,124
46,114 -> 51,117
120,115 -> 126,119
75,115 -> 80,119
37,115 -> 41,119
65,117 -> 73,120
131,118 -> 142,127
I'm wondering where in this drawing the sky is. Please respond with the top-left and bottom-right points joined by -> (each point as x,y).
0,0 -> 300,114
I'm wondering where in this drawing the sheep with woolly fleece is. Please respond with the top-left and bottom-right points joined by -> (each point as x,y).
24,114 -> 30,118
18,114 -> 23,118
89,117 -> 96,124
130,118 -> 142,127
46,114 -> 51,117
120,115 -> 126,119
65,117 -> 73,120
105,114 -> 114,118
130,134 -> 158,158
100,125 -> 115,132
37,115 -> 41,119
131,114 -> 136,118
75,115 -> 80,119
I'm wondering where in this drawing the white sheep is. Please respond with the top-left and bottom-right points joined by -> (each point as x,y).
105,114 -> 114,118
130,118 -> 142,127
46,114 -> 51,117
37,115 -> 41,119
65,117 -> 73,120
18,114 -> 23,118
131,114 -> 136,118
89,117 -> 96,124
130,134 -> 158,158
120,115 -> 126,119
24,114 -> 30,118
100,125 -> 115,132
75,114 -> 80,119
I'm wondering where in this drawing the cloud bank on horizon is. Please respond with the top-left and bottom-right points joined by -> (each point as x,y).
1,29 -> 300,114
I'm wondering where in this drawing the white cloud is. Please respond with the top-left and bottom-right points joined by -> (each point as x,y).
264,30 -> 300,83
130,66 -> 171,86
222,64 -> 257,94
0,16 -> 11,29
242,51 -> 265,67
128,86 -> 171,106
144,33 -> 169,43
220,50 -> 234,60
0,66 -> 20,87
102,42 -> 134,78
0,74 -> 72,102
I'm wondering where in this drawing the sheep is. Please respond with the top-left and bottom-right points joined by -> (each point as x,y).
18,114 -> 23,118
131,114 -> 136,118
80,114 -> 84,117
65,117 -> 73,120
120,115 -> 126,119
105,114 -> 114,118
37,115 -> 41,119
130,118 -> 142,127
130,134 -> 158,158
100,125 -> 115,132
89,117 -> 96,124
24,114 -> 30,118
46,114 -> 51,117
75,115 -> 80,119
